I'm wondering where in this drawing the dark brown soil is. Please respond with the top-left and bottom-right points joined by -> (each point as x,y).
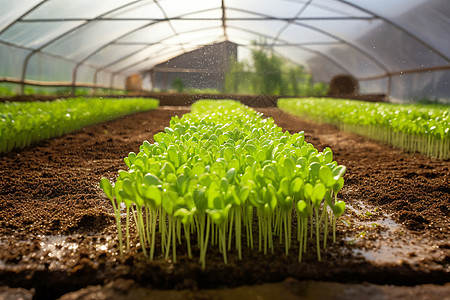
0,106 -> 449,299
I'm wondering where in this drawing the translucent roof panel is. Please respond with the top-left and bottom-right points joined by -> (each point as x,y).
0,0 -> 448,101
170,19 -> 223,34
0,43 -> 31,78
27,54 -> 75,82
170,28 -> 224,45
103,0 -> 166,19
118,22 -> 176,44
0,21 -> 83,49
277,23 -> 340,45
157,0 -> 221,18
43,20 -> 148,61
0,0 -> 42,32
23,0 -> 133,20
123,49 -> 186,75
299,19 -> 448,72
226,0 -> 307,19
85,44 -> 149,68
301,0 -> 373,18
305,44 -> 387,78
226,20 -> 288,44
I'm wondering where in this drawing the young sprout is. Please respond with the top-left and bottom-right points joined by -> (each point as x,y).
100,178 -> 123,256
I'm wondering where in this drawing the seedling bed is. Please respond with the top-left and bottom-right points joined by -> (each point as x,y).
0,105 -> 449,299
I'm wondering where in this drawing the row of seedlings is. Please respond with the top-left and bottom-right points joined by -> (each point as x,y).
0,97 -> 159,153
278,98 -> 450,159
101,100 -> 347,268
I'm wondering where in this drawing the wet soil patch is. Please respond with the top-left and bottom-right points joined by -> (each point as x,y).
0,106 -> 449,299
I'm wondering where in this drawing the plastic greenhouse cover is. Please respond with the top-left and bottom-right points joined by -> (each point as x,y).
0,0 -> 448,102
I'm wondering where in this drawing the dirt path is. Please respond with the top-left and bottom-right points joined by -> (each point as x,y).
0,106 -> 448,299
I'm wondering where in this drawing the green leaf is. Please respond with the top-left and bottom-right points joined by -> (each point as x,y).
122,178 -> 134,199
239,187 -> 250,203
263,164 -> 277,182
127,152 -> 137,165
220,177 -> 229,192
199,173 -> 212,187
319,165 -> 335,188
174,208 -> 193,225
311,182 -> 325,208
309,162 -> 321,179
225,168 -> 236,184
246,155 -> 256,166
279,177 -> 290,197
193,188 -> 207,212
144,173 -> 161,186
166,173 -> 177,184
296,200 -> 309,218
256,149 -> 266,162
228,158 -> 240,171
183,166 -> 193,179
223,147 -> 234,162
113,180 -> 124,204
332,201 -> 346,217
290,177 -> 304,195
283,156 -> 295,176
164,127 -> 174,135
100,177 -> 113,200
280,196 -> 293,211
333,177 -> 345,194
323,147 -> 333,163
303,183 -> 313,201
143,185 -> 161,207
161,161 -> 176,175
332,165 -> 347,181
192,162 -> 205,177
162,190 -> 177,215
167,145 -> 180,168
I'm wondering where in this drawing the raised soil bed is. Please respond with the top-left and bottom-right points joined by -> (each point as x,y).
0,106 -> 449,299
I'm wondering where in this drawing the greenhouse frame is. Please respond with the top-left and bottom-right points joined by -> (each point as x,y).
0,0 -> 449,102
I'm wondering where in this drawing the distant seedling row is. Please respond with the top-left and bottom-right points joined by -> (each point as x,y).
279,98 -> 450,160
101,100 -> 347,268
0,97 -> 159,153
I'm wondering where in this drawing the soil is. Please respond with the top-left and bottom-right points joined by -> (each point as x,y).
0,106 -> 449,299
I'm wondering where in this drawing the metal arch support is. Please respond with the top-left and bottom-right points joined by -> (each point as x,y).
73,6 -> 374,86
0,0 -> 49,94
113,36 -> 227,75
227,7 -> 390,76
226,25 -> 352,76
112,35 -> 230,75
0,0 -> 48,36
92,25 -> 225,81
337,0 -> 450,63
19,16 -> 378,22
113,24 -> 351,81
154,0 -> 186,54
222,0 -> 228,40
109,46 -> 187,87
20,0 -> 145,95
271,0 -> 313,47
290,21 -> 389,75
72,8 -> 219,92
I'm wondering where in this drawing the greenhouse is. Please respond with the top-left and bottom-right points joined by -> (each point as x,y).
0,0 -> 449,299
